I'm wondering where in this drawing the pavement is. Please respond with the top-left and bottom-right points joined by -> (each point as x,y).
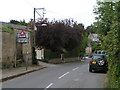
1,64 -> 47,82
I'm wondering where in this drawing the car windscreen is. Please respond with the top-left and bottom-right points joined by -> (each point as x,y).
92,56 -> 102,60
92,55 -> 107,61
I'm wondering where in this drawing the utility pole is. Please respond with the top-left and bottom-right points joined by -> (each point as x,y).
33,8 -> 47,64
42,8 -> 46,21
33,8 -> 46,46
33,8 -> 36,47
34,8 -> 46,21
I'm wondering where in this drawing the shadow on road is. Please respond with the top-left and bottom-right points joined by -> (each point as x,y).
92,71 -> 107,74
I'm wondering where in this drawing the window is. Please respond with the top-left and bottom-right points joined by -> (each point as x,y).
92,55 -> 102,60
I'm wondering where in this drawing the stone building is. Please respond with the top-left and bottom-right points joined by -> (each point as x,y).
0,22 -> 34,68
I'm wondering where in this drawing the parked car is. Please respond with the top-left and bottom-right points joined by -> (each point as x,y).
89,54 -> 108,73
82,54 -> 89,59
82,54 -> 92,59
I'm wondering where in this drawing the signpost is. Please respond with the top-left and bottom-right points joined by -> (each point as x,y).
16,30 -> 29,70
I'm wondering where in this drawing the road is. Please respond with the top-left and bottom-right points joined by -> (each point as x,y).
2,59 -> 106,88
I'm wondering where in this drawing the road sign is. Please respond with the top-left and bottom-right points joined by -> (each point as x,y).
19,30 -> 27,38
17,30 -> 29,43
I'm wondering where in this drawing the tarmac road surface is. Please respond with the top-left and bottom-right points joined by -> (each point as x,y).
2,59 -> 106,88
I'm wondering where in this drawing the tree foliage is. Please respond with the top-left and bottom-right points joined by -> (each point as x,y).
35,19 -> 85,55
10,19 -> 28,26
93,1 -> 120,88
79,33 -> 88,56
93,2 -> 116,35
86,23 -> 98,34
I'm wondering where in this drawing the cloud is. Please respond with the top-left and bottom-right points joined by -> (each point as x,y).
0,0 -> 97,27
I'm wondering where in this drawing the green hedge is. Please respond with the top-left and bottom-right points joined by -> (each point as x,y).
103,22 -> 120,88
44,49 -> 60,60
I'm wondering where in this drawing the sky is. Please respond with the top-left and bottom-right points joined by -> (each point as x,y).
0,0 -> 97,27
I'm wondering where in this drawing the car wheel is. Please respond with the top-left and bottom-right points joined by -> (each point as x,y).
98,59 -> 105,66
104,68 -> 108,73
89,66 -> 92,72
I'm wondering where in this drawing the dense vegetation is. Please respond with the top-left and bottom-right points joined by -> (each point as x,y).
87,1 -> 120,88
10,19 -> 28,26
0,26 -> 14,33
35,19 -> 87,59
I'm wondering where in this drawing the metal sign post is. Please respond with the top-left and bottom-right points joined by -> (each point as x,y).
16,30 -> 29,70
25,51 -> 29,70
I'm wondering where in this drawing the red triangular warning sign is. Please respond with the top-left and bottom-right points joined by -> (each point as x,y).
19,30 -> 26,38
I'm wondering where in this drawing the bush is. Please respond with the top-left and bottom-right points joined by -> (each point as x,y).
104,22 -> 120,88
0,26 -> 14,34
44,49 -> 60,60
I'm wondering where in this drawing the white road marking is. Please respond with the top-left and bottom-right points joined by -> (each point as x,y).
58,72 -> 69,79
73,67 -> 79,71
45,83 -> 53,89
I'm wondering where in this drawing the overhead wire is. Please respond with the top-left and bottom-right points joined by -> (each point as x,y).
25,0 -> 35,8
25,0 -> 75,21
24,0 -> 94,26
46,9 -> 73,19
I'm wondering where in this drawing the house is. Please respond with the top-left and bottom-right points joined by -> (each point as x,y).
88,33 -> 100,42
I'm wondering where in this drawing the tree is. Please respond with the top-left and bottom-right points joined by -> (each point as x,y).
10,20 -> 19,24
86,23 -> 98,34
93,1 -> 120,88
35,19 -> 85,57
10,19 -> 28,26
19,19 -> 28,26
94,1 -> 115,35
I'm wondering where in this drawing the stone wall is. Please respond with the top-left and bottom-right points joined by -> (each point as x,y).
0,22 -> 34,68
2,31 -> 16,66
48,57 -> 80,64
0,29 -> 2,63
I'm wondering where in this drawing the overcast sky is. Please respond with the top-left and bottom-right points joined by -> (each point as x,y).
0,0 -> 97,27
